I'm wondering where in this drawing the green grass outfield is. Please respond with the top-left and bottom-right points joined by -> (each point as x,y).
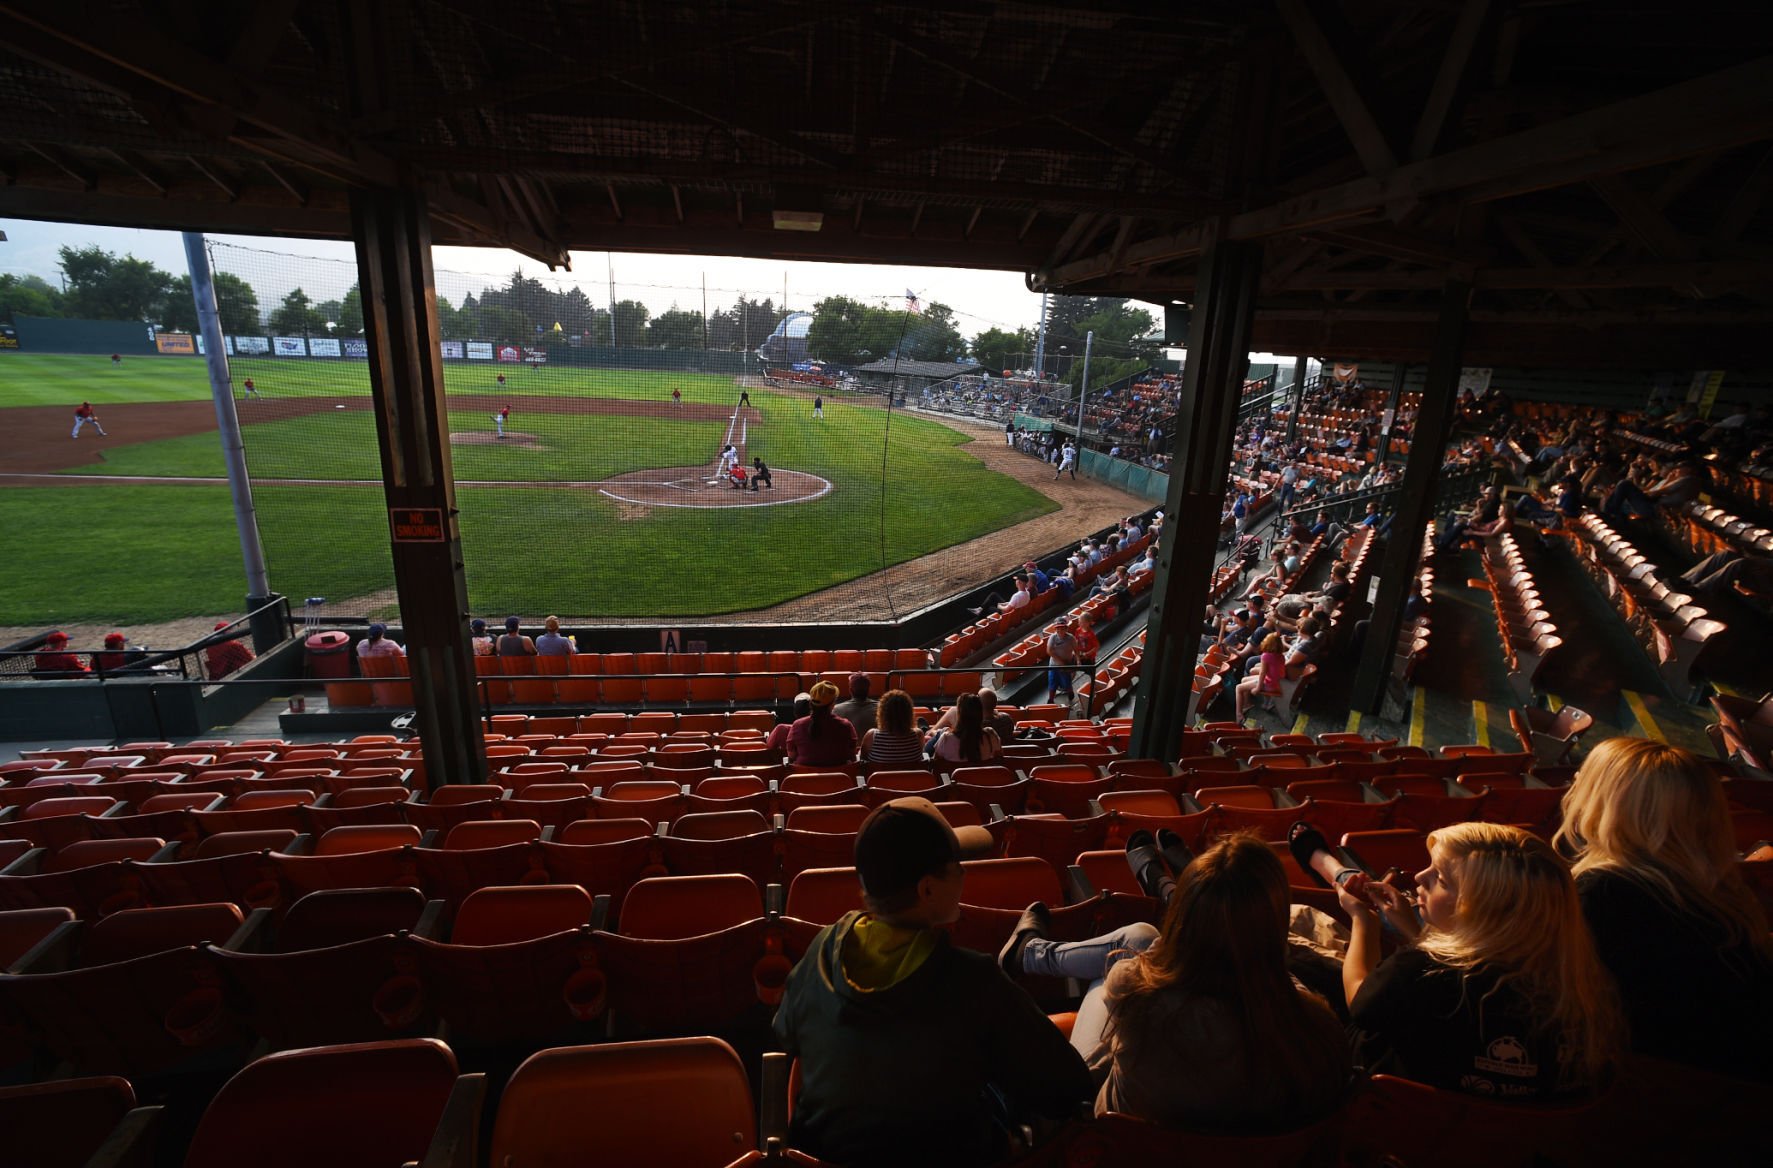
0,352 -> 739,406
4,354 -> 1058,622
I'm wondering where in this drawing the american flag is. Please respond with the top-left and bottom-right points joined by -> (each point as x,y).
905,290 -> 921,314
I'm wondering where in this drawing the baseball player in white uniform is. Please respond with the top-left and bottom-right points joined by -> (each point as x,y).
1055,440 -> 1077,480
716,443 -> 739,478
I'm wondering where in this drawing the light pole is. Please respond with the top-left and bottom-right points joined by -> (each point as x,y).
1074,329 -> 1094,440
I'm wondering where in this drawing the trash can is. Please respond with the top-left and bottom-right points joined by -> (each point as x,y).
304,631 -> 353,679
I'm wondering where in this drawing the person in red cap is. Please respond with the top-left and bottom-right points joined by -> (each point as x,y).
92,631 -> 146,674
205,621 -> 255,680
773,797 -> 1090,1166
33,631 -> 89,675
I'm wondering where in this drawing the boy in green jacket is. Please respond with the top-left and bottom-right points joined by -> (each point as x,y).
774,797 -> 1091,1166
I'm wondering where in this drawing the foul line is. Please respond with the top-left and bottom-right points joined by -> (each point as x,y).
1409,685 -> 1427,747
1472,700 -> 1491,749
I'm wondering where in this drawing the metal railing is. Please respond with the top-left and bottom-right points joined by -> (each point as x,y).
0,596 -> 294,683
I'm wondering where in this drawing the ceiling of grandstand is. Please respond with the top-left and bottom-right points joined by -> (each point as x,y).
1,1 -> 1771,363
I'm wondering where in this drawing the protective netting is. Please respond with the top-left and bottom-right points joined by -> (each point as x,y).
175,242 -> 1155,630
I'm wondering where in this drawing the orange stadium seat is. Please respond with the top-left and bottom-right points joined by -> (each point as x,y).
618,873 -> 762,939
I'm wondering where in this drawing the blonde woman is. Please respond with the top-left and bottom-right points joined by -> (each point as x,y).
1556,737 -> 1772,1081
1340,822 -> 1624,1097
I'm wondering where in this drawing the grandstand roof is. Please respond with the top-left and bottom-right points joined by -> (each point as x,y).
2,2 -> 1770,365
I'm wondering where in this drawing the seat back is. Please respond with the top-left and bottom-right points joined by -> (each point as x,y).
84,902 -> 245,965
555,818 -> 657,846
959,856 -> 1064,909
783,866 -> 865,924
670,809 -> 772,841
46,837 -> 166,872
280,886 -> 430,950
312,823 -> 422,856
0,906 -> 75,969
490,1038 -> 755,1168
454,884 -> 594,945
617,873 -> 761,939
0,1076 -> 138,1168
441,818 -> 542,850
184,1039 -> 459,1168
783,803 -> 871,834
193,828 -> 299,858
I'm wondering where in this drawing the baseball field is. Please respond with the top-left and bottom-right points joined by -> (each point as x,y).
0,353 -> 1065,627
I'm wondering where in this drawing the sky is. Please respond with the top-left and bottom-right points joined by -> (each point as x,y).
0,216 -> 1057,340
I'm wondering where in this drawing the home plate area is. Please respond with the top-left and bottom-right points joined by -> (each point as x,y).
596,466 -> 831,509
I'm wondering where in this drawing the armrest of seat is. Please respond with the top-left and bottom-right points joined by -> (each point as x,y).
417,1073 -> 486,1168
759,1050 -> 790,1148
222,906 -> 274,953
1065,863 -> 1099,903
0,846 -> 47,876
413,898 -> 449,940
83,1104 -> 163,1168
9,919 -> 81,973
589,893 -> 612,932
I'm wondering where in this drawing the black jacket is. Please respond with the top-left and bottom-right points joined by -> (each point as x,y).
774,913 -> 1092,1166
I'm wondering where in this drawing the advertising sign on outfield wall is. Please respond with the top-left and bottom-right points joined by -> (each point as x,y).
273,336 -> 307,357
0,326 -> 19,351
234,336 -> 271,355
308,337 -> 342,357
343,339 -> 369,358
155,333 -> 196,355
440,340 -> 465,359
496,345 -> 523,362
466,342 -> 494,360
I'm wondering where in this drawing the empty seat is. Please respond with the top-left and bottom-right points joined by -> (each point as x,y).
193,828 -> 300,858
671,809 -> 773,840
0,907 -> 75,969
490,1038 -> 755,1168
183,1039 -> 460,1168
618,873 -> 762,939
441,819 -> 542,850
46,837 -> 166,872
453,884 -> 595,945
313,823 -> 422,856
279,886 -> 431,950
959,856 -> 1063,910
784,866 -> 866,925
0,1076 -> 139,1168
425,784 -> 505,807
83,902 -> 245,965
555,818 -> 657,846
783,803 -> 871,834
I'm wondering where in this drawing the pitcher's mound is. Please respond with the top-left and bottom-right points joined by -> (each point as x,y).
453,431 -> 541,448
597,466 -> 831,509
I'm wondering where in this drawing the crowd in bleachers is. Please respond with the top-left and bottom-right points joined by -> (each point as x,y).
1,716 -> 1765,1164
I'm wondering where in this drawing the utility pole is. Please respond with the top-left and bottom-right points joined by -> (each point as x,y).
607,253 -> 617,347
1034,292 -> 1048,378
701,273 -> 708,350
1073,329 -> 1094,439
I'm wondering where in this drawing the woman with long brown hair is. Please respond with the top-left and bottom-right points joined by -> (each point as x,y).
1555,736 -> 1771,1080
860,690 -> 927,767
1000,833 -> 1349,1131
1341,822 -> 1624,1097
930,692 -> 1002,763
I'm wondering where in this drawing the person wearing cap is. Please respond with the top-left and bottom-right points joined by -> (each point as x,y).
92,631 -> 147,674
787,681 -> 859,767
468,619 -> 495,657
356,622 -> 405,660
1022,561 -> 1050,594
496,616 -> 536,657
773,797 -> 1091,1165
832,673 -> 878,736
206,622 -> 255,679
33,631 -> 90,676
768,693 -> 814,757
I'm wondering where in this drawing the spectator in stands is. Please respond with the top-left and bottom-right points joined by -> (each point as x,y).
931,692 -> 1003,763
91,631 -> 147,674
999,833 -> 1348,1131
1272,562 -> 1350,633
1513,475 -> 1583,530
534,616 -> 573,657
206,622 -> 255,679
1286,617 -> 1324,669
1022,561 -> 1050,594
834,673 -> 879,735
1278,462 -> 1301,510
32,631 -> 89,676
1072,612 -> 1100,672
1433,485 -> 1503,551
860,690 -> 926,767
469,618 -> 494,656
1556,738 -> 1773,1081
1045,619 -> 1079,705
356,622 -> 405,660
1603,456 -> 1701,520
970,575 -> 1031,617
774,798 -> 1091,1166
1243,546 -> 1291,601
768,693 -> 813,756
1340,822 -> 1624,1098
1679,548 -> 1773,603
1051,566 -> 1077,602
787,681 -> 858,767
1235,633 -> 1286,725
497,616 -> 536,656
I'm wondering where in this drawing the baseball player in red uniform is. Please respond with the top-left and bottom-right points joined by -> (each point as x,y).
72,401 -> 106,438
110,353 -> 121,367
242,377 -> 260,399
492,405 -> 510,438
672,387 -> 683,407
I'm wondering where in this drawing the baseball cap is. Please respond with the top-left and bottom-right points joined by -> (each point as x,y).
104,632 -> 125,648
213,621 -> 231,632
505,616 -> 521,631
45,630 -> 68,645
808,681 -> 839,707
854,797 -> 993,899
470,619 -> 487,633
368,622 -> 387,637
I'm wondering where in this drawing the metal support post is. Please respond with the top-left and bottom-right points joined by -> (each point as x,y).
350,188 -> 486,789
1285,354 -> 1308,445
1073,329 -> 1094,439
1034,292 -> 1048,379
1350,281 -> 1472,714
182,232 -> 281,652
1128,239 -> 1263,762
1375,362 -> 1408,465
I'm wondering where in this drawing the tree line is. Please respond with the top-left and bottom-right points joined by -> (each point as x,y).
1,247 -> 1163,374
